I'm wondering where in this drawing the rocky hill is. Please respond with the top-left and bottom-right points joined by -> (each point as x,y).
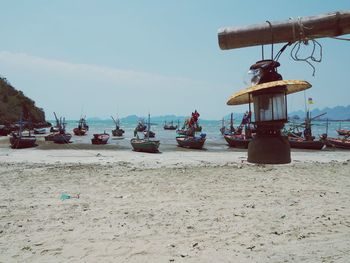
0,76 -> 48,127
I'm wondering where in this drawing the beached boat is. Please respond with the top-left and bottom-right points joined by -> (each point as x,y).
220,113 -> 237,135
336,129 -> 350,136
320,135 -> 350,149
53,132 -> 72,144
73,117 -> 89,136
91,132 -> 110,145
164,121 -> 177,130
131,114 -> 160,153
130,138 -> 160,153
9,116 -> 37,149
111,116 -> 125,137
10,132 -> 37,149
176,135 -> 206,149
224,134 -> 251,149
288,137 -> 325,150
51,116 -> 72,144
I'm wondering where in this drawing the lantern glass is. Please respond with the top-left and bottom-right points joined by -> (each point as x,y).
253,92 -> 287,122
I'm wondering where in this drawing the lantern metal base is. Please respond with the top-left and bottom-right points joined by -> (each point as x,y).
247,135 -> 291,164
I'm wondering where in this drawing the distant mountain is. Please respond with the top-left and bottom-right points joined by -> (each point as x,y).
289,105 -> 350,120
0,76 -> 48,126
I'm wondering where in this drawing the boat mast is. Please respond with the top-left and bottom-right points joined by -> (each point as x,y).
147,113 -> 150,141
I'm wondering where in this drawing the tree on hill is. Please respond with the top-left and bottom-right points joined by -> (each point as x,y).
0,76 -> 48,126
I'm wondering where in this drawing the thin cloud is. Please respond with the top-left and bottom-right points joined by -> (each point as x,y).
0,51 -> 202,89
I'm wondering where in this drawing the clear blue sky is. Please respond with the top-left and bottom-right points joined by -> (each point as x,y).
0,1 -> 349,120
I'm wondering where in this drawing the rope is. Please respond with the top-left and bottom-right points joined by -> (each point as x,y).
290,39 -> 322,76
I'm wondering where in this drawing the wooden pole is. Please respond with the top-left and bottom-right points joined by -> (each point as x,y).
218,11 -> 350,50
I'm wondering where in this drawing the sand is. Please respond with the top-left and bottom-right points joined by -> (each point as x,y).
0,143 -> 350,262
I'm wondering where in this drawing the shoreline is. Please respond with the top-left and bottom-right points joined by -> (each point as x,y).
0,146 -> 349,167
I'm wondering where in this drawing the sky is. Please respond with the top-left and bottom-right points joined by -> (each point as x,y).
0,1 -> 349,120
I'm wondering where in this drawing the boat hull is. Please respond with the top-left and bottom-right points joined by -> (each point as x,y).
73,128 -> 87,136
176,136 -> 205,149
112,129 -> 125,136
337,129 -> 350,136
130,138 -> 160,153
10,135 -> 37,149
288,138 -> 325,150
322,137 -> 350,149
224,135 -> 250,149
91,134 -> 110,145
53,133 -> 72,144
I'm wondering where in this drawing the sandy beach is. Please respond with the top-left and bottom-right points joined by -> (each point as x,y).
1,140 -> 350,262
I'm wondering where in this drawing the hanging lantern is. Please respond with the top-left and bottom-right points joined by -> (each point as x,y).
227,60 -> 311,164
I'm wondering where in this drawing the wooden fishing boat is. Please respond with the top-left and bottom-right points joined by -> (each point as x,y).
91,132 -> 110,145
9,116 -> 37,149
44,133 -> 55,141
112,129 -> 124,137
53,132 -> 72,144
135,120 -> 147,132
73,127 -> 87,136
73,116 -> 89,135
131,114 -> 160,153
130,138 -> 160,153
176,135 -> 206,149
164,121 -> 177,130
10,133 -> 37,149
220,113 -> 236,135
52,116 -> 72,144
224,134 -> 250,149
111,116 -> 125,136
321,135 -> 350,149
288,137 -> 325,150
336,129 -> 350,136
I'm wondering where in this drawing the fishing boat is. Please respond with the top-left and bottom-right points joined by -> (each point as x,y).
320,134 -> 350,149
73,117 -> 88,136
135,120 -> 147,132
131,114 -> 160,153
50,112 -> 60,132
220,113 -> 236,135
224,134 -> 251,149
287,110 -> 326,150
52,117 -> 72,144
336,129 -> 350,136
9,115 -> 37,149
111,116 -> 125,137
91,132 -> 110,145
163,121 -> 177,130
176,134 -> 206,149
177,110 -> 202,136
53,132 -> 72,144
288,137 -> 325,150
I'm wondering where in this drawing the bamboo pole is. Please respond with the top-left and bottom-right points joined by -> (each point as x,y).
218,11 -> 350,50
